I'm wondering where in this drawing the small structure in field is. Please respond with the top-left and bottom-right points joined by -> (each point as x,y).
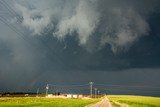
47,94 -> 53,97
66,94 -> 83,98
73,94 -> 79,98
46,94 -> 84,99
25,94 -> 29,97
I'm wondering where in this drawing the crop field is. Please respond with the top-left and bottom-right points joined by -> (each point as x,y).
0,97 -> 99,107
108,95 -> 160,107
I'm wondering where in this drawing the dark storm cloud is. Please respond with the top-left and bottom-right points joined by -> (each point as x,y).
10,0 -> 160,52
0,0 -> 160,96
12,0 -> 160,52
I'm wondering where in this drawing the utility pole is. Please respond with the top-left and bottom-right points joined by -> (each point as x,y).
89,82 -> 93,98
97,90 -> 100,98
36,88 -> 39,97
94,88 -> 97,98
46,84 -> 49,97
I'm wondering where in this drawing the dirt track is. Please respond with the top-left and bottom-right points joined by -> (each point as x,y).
88,97 -> 112,107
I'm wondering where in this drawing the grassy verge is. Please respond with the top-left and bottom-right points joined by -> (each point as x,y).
0,97 -> 99,107
108,95 -> 160,107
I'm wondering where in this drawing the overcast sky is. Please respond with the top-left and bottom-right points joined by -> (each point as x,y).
0,0 -> 160,96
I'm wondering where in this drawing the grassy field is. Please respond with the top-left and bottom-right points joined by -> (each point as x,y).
108,95 -> 160,107
0,97 -> 99,107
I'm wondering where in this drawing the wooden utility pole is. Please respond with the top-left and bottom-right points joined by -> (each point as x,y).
89,82 -> 93,98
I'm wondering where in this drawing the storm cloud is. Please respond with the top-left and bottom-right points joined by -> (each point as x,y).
0,0 -> 160,96
12,0 -> 160,52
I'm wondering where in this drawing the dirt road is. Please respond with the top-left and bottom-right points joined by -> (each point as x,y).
88,97 -> 112,107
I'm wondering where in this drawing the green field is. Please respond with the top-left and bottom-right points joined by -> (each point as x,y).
1,95 -> 160,107
108,95 -> 160,107
0,97 -> 99,107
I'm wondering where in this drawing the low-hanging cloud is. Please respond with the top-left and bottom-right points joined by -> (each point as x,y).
13,0 -> 158,52
14,1 -> 52,35
55,0 -> 99,45
99,8 -> 150,52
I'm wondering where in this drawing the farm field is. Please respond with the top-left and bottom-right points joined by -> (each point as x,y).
0,97 -> 99,107
108,95 -> 160,107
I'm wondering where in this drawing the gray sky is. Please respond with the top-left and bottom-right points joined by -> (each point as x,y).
0,0 -> 160,96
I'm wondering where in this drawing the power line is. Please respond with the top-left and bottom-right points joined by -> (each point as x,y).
0,0 -> 23,22
94,83 -> 160,89
48,83 -> 89,87
0,0 -> 71,69
45,83 -> 90,95
44,82 -> 160,96
0,16 -> 32,45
